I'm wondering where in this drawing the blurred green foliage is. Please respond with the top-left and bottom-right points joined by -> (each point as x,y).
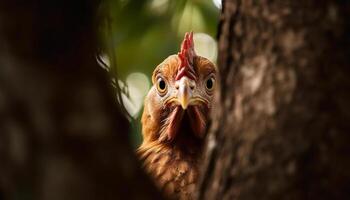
100,0 -> 220,147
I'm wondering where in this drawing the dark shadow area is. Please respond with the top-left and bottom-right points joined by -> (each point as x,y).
0,1 -> 162,199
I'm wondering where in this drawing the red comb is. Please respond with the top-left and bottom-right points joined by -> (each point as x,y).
176,32 -> 196,81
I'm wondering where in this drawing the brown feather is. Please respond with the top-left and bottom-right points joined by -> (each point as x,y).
137,142 -> 201,200
137,33 -> 216,200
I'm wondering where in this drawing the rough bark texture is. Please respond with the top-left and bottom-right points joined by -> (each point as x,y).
0,1 -> 160,200
199,0 -> 350,199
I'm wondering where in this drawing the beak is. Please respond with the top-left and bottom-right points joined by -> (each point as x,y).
176,77 -> 194,110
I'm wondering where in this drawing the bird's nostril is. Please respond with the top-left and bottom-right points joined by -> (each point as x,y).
190,85 -> 195,90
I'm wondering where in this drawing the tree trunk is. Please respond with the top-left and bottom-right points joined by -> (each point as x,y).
0,1 -> 160,200
199,0 -> 350,200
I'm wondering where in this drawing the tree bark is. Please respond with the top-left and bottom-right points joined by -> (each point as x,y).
0,1 -> 160,200
199,0 -> 350,200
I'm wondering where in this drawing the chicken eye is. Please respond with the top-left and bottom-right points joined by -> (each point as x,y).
156,77 -> 167,95
206,77 -> 215,91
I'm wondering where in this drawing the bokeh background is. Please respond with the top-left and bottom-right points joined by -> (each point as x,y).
100,0 -> 221,147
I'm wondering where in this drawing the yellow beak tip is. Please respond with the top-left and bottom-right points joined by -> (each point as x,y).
180,99 -> 189,110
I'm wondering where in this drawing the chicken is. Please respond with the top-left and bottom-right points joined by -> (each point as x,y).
137,32 -> 217,200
